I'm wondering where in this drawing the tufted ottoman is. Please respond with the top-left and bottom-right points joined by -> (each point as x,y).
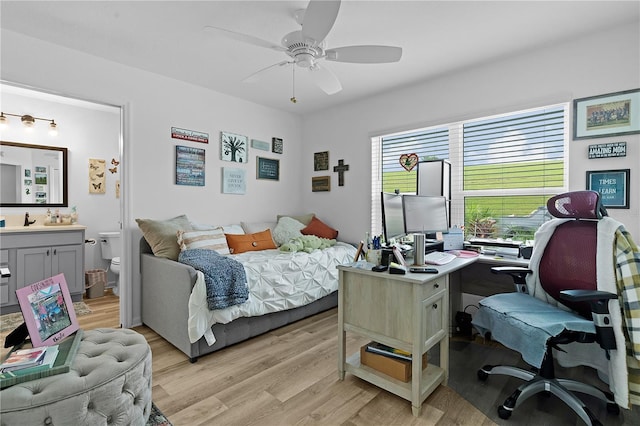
0,328 -> 152,426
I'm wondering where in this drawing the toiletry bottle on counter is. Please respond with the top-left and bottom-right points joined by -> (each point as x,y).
46,208 -> 52,223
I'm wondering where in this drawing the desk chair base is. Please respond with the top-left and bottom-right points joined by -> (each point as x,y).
478,364 -> 619,426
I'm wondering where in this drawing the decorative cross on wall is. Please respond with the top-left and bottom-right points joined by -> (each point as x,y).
333,159 -> 350,187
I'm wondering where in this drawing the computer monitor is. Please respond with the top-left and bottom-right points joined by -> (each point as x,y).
402,195 -> 449,237
381,192 -> 405,243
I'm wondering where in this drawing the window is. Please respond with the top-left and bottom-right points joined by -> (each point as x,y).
371,127 -> 449,239
372,103 -> 568,241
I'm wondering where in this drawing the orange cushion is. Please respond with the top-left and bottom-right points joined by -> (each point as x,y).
225,229 -> 277,254
301,216 -> 339,240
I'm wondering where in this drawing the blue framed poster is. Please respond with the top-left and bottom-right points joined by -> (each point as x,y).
175,145 -> 205,186
586,169 -> 630,209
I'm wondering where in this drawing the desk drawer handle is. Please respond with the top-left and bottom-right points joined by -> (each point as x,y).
433,283 -> 439,289
432,303 -> 438,309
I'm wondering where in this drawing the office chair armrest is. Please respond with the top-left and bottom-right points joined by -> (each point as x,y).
491,266 -> 532,288
560,289 -> 618,351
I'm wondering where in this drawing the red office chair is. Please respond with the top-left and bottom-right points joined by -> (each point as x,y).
472,191 -> 623,425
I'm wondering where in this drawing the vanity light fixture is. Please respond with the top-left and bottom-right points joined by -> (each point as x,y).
0,112 -> 59,135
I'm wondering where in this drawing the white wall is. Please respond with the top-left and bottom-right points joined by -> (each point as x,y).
1,30 -> 304,326
0,91 -> 121,271
2,20 -> 638,326
302,21 -> 640,244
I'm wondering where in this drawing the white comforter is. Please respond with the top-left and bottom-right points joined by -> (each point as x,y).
188,242 -> 357,345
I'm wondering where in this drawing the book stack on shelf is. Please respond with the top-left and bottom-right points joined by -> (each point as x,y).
360,341 -> 428,382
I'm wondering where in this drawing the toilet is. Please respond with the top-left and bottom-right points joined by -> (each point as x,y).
99,231 -> 121,296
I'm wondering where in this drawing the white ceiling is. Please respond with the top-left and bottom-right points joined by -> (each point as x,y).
2,1 -> 639,115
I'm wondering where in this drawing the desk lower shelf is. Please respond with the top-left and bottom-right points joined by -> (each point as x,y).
345,352 -> 445,403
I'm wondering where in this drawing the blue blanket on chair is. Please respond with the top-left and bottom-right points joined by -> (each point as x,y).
179,249 -> 249,310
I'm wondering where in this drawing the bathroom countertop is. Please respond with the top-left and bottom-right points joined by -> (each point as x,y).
0,224 -> 87,234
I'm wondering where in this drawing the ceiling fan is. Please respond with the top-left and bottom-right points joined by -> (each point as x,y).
204,0 -> 402,101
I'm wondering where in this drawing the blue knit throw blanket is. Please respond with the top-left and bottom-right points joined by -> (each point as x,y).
178,249 -> 249,310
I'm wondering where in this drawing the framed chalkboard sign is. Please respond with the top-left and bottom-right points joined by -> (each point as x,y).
256,157 -> 279,181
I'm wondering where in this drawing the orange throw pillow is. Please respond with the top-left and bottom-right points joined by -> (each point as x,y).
301,216 -> 339,240
225,229 -> 277,254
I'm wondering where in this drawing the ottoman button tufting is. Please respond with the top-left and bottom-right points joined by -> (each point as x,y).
0,329 -> 152,425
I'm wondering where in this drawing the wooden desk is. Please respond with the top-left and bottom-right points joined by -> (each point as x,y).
337,257 -> 477,416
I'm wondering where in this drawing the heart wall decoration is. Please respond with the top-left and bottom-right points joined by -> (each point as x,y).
399,153 -> 419,171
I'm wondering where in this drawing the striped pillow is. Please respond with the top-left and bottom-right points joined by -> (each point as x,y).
177,228 -> 230,255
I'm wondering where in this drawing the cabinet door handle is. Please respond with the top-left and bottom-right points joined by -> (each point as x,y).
47,249 -> 50,256
53,249 -> 57,255
433,303 -> 438,309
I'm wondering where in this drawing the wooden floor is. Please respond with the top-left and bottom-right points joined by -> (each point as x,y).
74,292 -> 494,426
8,292 -> 639,425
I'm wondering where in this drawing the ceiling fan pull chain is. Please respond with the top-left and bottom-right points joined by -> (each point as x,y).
290,66 -> 297,103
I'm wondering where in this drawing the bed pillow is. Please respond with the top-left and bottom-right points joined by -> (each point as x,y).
301,216 -> 339,240
276,213 -> 315,226
136,214 -> 193,261
241,221 -> 277,235
177,228 -> 230,255
272,216 -> 305,246
225,229 -> 277,254
191,222 -> 245,235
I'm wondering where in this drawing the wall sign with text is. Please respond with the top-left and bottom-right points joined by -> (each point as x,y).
586,169 -> 630,209
588,142 -> 626,159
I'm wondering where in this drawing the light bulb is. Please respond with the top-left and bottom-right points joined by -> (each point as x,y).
49,120 -> 58,136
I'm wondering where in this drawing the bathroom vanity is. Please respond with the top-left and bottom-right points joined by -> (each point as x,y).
0,225 -> 86,314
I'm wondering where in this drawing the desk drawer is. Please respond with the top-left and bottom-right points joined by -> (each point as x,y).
423,289 -> 447,346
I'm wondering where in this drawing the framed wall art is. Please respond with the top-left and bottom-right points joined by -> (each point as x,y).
314,151 -> 329,171
222,167 -> 246,194
573,88 -> 640,139
272,137 -> 283,154
312,176 -> 330,192
586,169 -> 630,209
256,156 -> 279,181
176,145 -> 205,186
221,131 -> 248,163
16,273 -> 79,347
251,139 -> 270,151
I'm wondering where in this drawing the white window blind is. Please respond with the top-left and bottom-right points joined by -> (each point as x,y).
372,103 -> 568,241
462,105 -> 567,240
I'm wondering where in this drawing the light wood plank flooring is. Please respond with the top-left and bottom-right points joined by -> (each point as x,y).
6,293 -> 640,425
76,292 -> 494,425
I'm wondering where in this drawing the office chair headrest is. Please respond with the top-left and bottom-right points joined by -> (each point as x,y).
547,190 -> 607,219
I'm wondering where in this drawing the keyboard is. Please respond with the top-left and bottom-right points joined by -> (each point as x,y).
424,251 -> 457,265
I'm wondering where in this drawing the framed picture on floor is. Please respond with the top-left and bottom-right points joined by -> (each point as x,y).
16,273 -> 79,347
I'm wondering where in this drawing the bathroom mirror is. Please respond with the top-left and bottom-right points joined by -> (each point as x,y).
0,141 -> 68,207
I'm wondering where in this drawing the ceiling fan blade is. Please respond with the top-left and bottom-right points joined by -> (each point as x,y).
301,0 -> 341,44
325,45 -> 403,63
308,64 -> 342,95
204,25 -> 286,51
243,61 -> 291,83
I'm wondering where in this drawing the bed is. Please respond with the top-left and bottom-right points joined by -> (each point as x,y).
139,223 -> 357,362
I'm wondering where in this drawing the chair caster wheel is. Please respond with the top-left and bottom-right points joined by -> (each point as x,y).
606,402 -> 620,415
498,406 -> 511,419
477,369 -> 488,381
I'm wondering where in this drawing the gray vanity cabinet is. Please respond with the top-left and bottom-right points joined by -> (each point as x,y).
0,227 -> 85,314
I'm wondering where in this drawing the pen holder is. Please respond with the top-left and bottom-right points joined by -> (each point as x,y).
366,249 -> 382,266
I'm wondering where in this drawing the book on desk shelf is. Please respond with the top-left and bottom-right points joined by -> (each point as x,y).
365,342 -> 412,362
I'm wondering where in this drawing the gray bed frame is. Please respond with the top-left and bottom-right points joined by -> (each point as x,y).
139,238 -> 338,362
